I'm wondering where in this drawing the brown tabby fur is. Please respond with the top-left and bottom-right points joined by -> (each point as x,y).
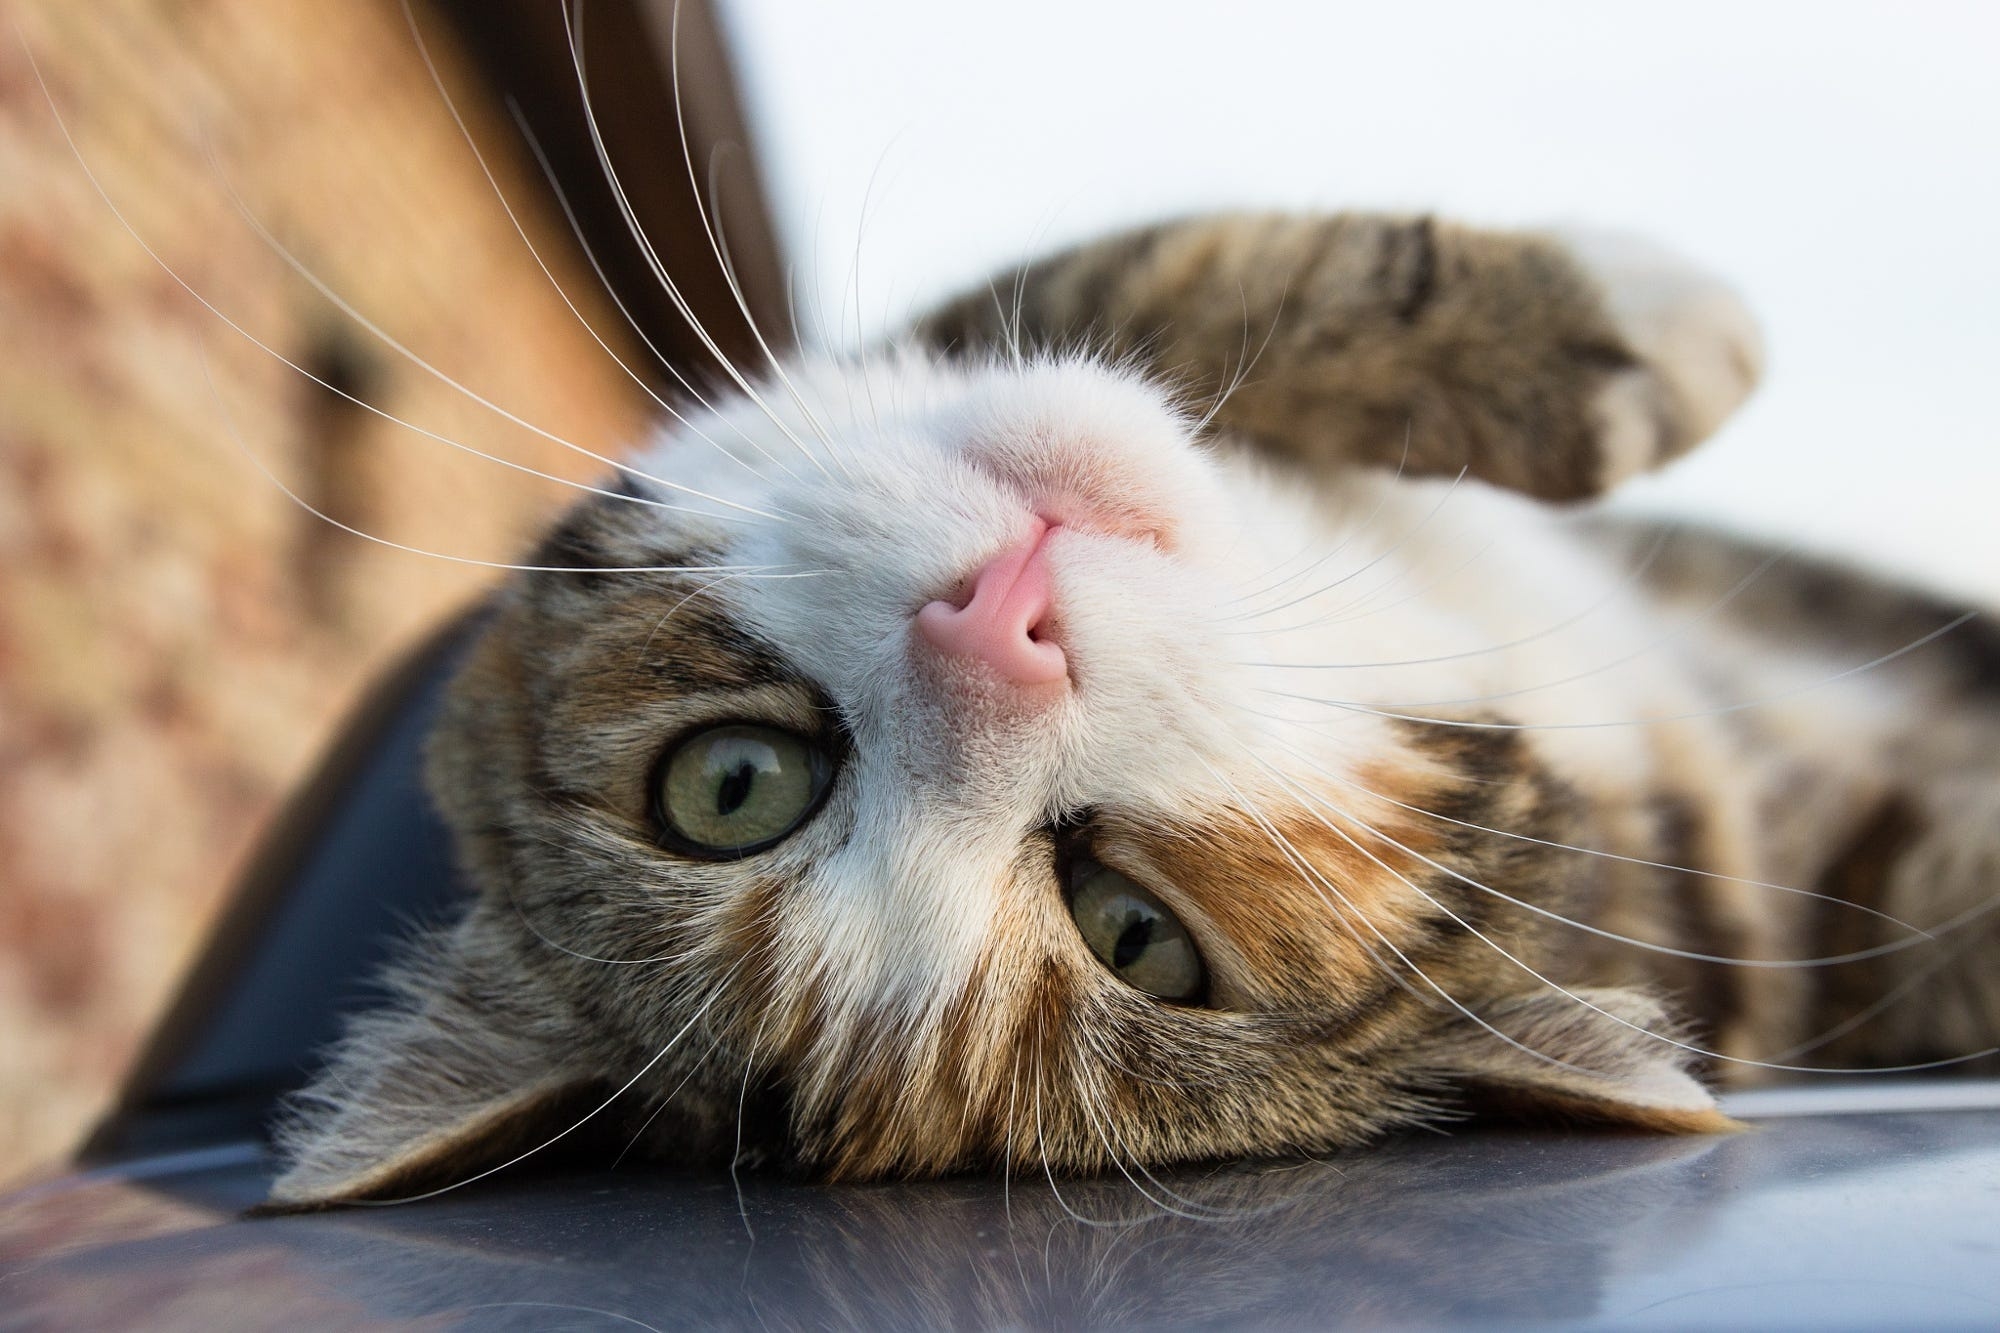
266,212 -> 1997,1208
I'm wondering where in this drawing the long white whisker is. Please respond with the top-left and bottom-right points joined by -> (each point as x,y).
1219,423 -> 1418,611
1193,756 -> 1600,1078
205,140 -> 786,520
1068,1078 -> 1216,1223
663,0 -> 845,477
507,891 -> 705,967
563,1 -> 825,475
201,342 -> 812,577
22,33 -> 775,524
704,141 -> 849,475
1348,547 -> 1791,711
398,0 -> 784,485
1765,923 -> 1993,1062
1241,747 -> 2000,1075
1029,1026 -> 1142,1231
731,1008 -> 770,1242
1263,732 -> 1931,938
1244,527 -> 1675,671
1191,276 -> 1289,437
1222,466 -> 1471,625
1267,738 -> 1963,970
351,962 -> 739,1206
611,987 -> 750,1173
1262,536 -> 1497,640
1071,1068 -> 1265,1223
508,106 -> 789,483
1258,612 -> 1978,731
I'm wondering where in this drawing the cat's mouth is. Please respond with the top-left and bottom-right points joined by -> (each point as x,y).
1028,491 -> 1173,554
961,426 -> 1185,557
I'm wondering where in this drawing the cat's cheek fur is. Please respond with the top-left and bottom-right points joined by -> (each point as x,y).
264,211 -> 2000,1211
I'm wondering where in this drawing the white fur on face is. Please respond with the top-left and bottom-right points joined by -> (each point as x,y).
610,351 -> 1706,1056
633,357 -> 1271,1031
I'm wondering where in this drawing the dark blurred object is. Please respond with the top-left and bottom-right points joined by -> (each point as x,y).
435,0 -> 790,389
79,613 -> 483,1162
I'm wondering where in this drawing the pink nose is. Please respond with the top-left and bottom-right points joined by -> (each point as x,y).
916,518 -> 1069,685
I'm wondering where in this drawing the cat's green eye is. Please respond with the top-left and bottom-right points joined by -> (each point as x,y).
654,724 -> 833,857
1068,859 -> 1206,1003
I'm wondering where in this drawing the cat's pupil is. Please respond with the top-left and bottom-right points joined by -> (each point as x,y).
655,724 -> 833,858
1112,913 -> 1155,969
715,762 -> 757,817
1065,856 -> 1206,1003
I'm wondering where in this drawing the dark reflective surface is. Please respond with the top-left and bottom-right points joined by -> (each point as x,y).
8,1096 -> 2000,1330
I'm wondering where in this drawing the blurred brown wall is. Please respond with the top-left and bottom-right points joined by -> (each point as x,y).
0,0 -> 650,1181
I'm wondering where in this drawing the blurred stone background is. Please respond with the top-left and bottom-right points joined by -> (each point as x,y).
0,0 -> 673,1182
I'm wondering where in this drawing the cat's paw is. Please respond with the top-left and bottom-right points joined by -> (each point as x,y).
1556,229 -> 1766,489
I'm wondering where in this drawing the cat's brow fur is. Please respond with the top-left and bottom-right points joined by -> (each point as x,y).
267,212 -> 1996,1208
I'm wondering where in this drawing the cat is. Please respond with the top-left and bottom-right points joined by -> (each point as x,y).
265,211 -> 2000,1209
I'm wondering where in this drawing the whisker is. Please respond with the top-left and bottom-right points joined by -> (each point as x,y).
202,340 -> 815,577
612,1024 -> 729,1168
1218,423 -> 1418,611
837,125 -> 911,435
350,962 -> 740,1206
1764,923 -> 1994,1063
1244,526 -> 1675,671
1070,1068 -> 1266,1223
1241,747 -> 2000,1076
509,106 -> 789,482
1221,466 -> 1471,625
398,1 -> 786,488
1194,755 -> 1603,1079
1262,732 -> 1934,941
731,1008 -> 771,1242
662,0 -> 848,478
508,895 -> 705,968
1070,1080 -> 1219,1224
636,570 -> 760,667
1271,740 -> 1969,970
704,141 -> 849,474
1249,535 -> 1497,642
562,1 -> 827,476
1189,277 -> 1287,437
1030,1026 -> 1140,1231
205,139 -> 788,520
21,33 -> 779,525
1345,547 -> 1791,711
1256,611 -> 1978,731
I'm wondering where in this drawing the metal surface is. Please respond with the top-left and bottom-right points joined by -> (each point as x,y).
6,1092 -> 2000,1330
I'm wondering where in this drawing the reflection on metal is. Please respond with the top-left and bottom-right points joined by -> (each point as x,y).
7,1105 -> 2000,1329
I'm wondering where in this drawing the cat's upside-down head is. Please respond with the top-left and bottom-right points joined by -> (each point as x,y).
270,214 -> 1783,1208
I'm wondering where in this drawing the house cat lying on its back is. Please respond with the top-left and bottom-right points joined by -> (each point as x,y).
268,212 -> 2000,1208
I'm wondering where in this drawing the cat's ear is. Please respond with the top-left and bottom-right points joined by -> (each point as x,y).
917,214 -> 1763,502
1412,987 -> 1740,1134
261,930 -> 603,1212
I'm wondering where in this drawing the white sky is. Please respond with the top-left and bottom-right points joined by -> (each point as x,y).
718,0 -> 2000,601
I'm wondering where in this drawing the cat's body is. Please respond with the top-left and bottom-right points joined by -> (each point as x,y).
267,213 -> 1999,1208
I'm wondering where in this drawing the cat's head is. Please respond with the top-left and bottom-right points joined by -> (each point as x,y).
268,331 -> 1740,1207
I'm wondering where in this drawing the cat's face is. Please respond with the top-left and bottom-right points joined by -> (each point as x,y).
296,349 -> 1723,1203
